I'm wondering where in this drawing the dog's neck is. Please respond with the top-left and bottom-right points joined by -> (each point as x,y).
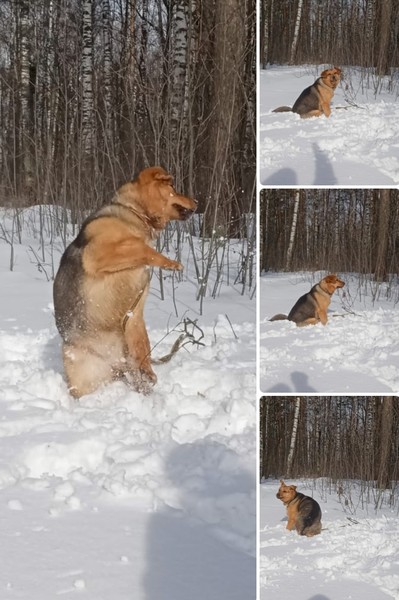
318,283 -> 334,296
113,201 -> 159,235
284,497 -> 297,506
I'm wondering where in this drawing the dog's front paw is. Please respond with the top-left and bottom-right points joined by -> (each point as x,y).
163,260 -> 183,271
132,368 -> 157,395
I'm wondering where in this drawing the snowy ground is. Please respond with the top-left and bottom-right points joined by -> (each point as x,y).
260,478 -> 399,600
260,272 -> 399,394
0,207 -> 256,599
259,65 -> 399,185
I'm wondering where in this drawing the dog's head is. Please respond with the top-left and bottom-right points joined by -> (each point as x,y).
320,67 -> 342,89
321,274 -> 345,294
119,166 -> 197,230
276,480 -> 297,504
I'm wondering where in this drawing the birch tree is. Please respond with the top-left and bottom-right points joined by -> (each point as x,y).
18,0 -> 35,191
289,0 -> 303,64
286,397 -> 301,477
81,0 -> 94,155
101,0 -> 113,142
170,2 -> 189,133
285,190 -> 300,270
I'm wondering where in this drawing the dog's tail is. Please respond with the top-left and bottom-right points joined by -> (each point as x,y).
269,314 -> 288,321
272,106 -> 292,113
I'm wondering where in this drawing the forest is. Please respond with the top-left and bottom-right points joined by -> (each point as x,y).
260,396 -> 399,497
0,0 -> 255,236
260,0 -> 399,74
260,188 -> 399,285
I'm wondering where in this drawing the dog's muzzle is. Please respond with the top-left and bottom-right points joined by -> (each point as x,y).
173,203 -> 196,220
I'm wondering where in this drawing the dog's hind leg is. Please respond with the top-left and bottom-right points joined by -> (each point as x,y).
298,109 -> 323,118
62,343 -> 115,398
124,316 -> 157,394
295,513 -> 322,536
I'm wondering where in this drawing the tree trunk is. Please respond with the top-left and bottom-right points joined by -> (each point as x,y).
202,0 -> 245,237
376,0 -> 392,75
377,397 -> 393,489
289,0 -> 303,64
286,397 -> 300,477
18,0 -> 35,194
82,0 -> 94,155
286,190 -> 300,270
102,0 -> 113,142
374,189 -> 390,282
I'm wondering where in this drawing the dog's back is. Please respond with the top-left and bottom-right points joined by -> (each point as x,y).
54,213 -> 101,340
287,285 -> 319,324
293,492 -> 322,536
292,83 -> 322,117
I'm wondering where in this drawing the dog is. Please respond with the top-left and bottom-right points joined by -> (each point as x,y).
53,166 -> 197,398
270,274 -> 345,326
276,480 -> 322,536
272,67 -> 342,118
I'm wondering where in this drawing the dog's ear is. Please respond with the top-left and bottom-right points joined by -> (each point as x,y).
279,479 -> 285,485
154,170 -> 173,184
334,66 -> 342,74
291,485 -> 297,491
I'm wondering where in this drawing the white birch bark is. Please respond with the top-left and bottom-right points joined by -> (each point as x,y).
287,397 -> 301,477
289,0 -> 303,64
170,0 -> 190,158
19,0 -> 33,186
82,0 -> 94,155
102,0 -> 112,138
286,190 -> 300,270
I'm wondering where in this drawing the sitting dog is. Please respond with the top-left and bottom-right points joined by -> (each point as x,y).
276,480 -> 322,536
270,274 -> 345,326
53,166 -> 197,398
272,67 -> 342,118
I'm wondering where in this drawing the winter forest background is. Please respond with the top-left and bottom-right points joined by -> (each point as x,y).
0,0 -> 256,237
260,0 -> 399,75
260,189 -> 399,296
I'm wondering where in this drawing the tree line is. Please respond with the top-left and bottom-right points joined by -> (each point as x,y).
260,396 -> 399,494
0,0 -> 255,237
260,0 -> 399,76
260,188 -> 399,284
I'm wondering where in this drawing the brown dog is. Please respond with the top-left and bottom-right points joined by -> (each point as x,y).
273,67 -> 342,118
276,480 -> 322,536
270,274 -> 345,327
53,166 -> 197,398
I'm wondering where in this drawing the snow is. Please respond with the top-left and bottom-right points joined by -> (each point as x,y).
259,65 -> 399,185
0,206 -> 256,599
260,272 -> 399,393
260,479 -> 399,600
